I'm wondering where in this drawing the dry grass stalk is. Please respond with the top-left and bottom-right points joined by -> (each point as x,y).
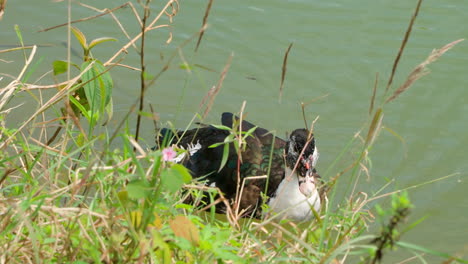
79,2 -> 140,51
201,53 -> 233,119
0,46 -> 35,54
134,0 -> 152,145
235,175 -> 267,220
386,38 -> 464,103
0,80 -> 18,113
369,72 -> 379,115
270,222 -> 319,257
365,108 -> 383,147
232,102 -> 247,220
279,42 -> 293,103
105,0 -> 177,66
385,0 -> 423,93
300,93 -> 329,128
1,45 -> 37,127
366,172 -> 460,204
184,184 -> 239,228
0,60 -> 94,150
195,0 -> 214,52
318,218 -> 365,264
0,0 -> 6,20
38,2 -> 131,32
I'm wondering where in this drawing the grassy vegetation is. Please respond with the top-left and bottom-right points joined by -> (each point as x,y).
0,0 -> 466,263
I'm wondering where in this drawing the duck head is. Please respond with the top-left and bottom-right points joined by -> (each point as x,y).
285,129 -> 319,197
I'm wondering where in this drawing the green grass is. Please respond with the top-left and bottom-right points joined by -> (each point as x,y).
0,0 -> 466,263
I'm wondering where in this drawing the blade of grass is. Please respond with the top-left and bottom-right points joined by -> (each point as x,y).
396,241 -> 468,263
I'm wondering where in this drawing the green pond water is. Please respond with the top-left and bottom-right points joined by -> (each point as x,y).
1,0 -> 467,262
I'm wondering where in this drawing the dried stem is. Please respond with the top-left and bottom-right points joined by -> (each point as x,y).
384,0 -> 423,94
195,0 -> 214,52
104,0 -> 175,66
369,72 -> 379,115
134,0 -> 151,145
279,42 -> 293,103
386,39 -> 464,103
201,53 -> 233,119
38,3 -> 130,32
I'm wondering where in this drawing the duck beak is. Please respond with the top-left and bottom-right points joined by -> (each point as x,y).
301,154 -> 315,171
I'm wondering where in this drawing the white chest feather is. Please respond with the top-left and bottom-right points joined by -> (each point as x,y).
266,167 -> 321,221
171,141 -> 202,163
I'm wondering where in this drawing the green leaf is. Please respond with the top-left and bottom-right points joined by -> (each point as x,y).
160,167 -> 184,193
71,27 -> 88,50
209,142 -> 223,148
175,204 -> 193,210
152,230 -> 172,264
76,133 -> 86,148
365,107 -> 383,147
117,190 -> 129,205
52,60 -> 69,76
218,143 -> 229,172
402,215 -> 427,233
127,180 -> 150,199
375,204 -> 385,217
209,134 -> 233,149
88,37 -> 117,50
102,97 -> 113,125
43,238 -> 56,244
68,94 -> 90,119
210,124 -> 232,131
14,25 -> 24,46
171,164 -> 192,183
81,60 -> 98,115
243,126 -> 257,138
142,71 -> 155,80
80,60 -> 113,124
179,62 -> 193,70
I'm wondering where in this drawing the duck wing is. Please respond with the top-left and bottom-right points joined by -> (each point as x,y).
220,113 -> 288,213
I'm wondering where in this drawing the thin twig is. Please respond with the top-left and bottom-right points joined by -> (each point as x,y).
301,93 -> 329,129
80,2 -> 140,51
38,3 -> 130,32
0,46 -> 36,53
233,101 -> 247,220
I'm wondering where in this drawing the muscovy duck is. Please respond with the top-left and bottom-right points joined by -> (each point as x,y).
157,112 -> 321,221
